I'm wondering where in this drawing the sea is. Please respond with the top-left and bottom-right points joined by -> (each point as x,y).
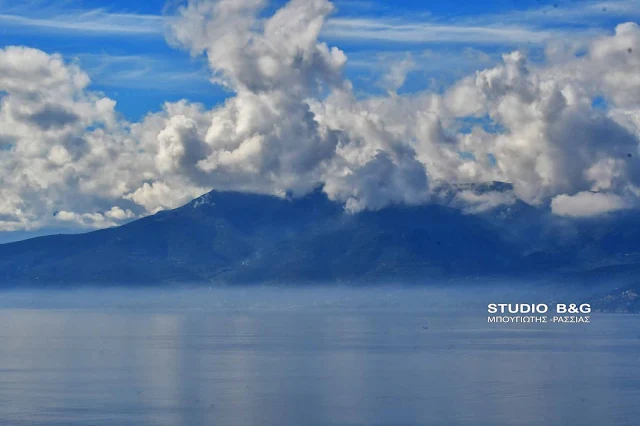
0,286 -> 638,426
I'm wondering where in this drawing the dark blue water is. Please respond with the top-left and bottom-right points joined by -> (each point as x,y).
0,288 -> 638,426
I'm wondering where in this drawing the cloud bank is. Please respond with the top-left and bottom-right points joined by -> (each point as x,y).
0,0 -> 639,231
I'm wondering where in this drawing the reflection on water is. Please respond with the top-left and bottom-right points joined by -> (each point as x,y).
0,288 -> 639,426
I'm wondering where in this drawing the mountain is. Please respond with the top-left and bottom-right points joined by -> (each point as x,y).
591,285 -> 640,313
0,186 -> 639,287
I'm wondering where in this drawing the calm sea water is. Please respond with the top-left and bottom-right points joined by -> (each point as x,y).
0,288 -> 639,426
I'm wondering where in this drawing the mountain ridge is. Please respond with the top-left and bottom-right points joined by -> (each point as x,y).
0,186 -> 638,288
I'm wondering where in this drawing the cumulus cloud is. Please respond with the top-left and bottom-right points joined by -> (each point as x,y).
0,46 -> 124,230
0,0 -> 640,232
453,190 -> 517,214
380,54 -> 416,93
551,191 -> 629,217
123,181 -> 203,214
448,34 -> 640,206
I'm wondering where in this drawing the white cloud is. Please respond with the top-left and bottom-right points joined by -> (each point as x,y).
461,0 -> 640,28
551,191 -> 629,217
380,54 -> 416,92
447,31 -> 640,206
0,10 -> 164,36
0,0 -> 640,232
323,17 -> 565,45
454,190 -> 517,214
54,210 -> 117,228
74,53 -> 212,93
123,181 -> 201,214
104,206 -> 135,221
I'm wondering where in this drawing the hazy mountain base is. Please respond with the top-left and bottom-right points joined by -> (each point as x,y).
0,187 -> 639,311
589,286 -> 640,313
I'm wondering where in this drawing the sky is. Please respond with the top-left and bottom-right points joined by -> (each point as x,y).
0,0 -> 639,242
1,0 -> 635,119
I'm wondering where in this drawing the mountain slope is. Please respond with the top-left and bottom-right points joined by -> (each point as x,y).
1,188 -> 639,287
0,189 -> 524,286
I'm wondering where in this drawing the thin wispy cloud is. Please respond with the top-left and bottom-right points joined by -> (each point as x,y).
0,9 -> 164,36
323,18 -> 565,45
76,53 -> 211,92
323,0 -> 640,45
1,0 -> 635,45
466,0 -> 640,27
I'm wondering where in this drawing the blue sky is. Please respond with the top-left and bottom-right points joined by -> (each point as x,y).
2,0 -> 637,120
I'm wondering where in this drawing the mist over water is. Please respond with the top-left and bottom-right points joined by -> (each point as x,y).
0,282 -> 606,311
1,286 -> 639,426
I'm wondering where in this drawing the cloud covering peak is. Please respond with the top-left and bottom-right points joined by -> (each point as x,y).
0,0 -> 639,231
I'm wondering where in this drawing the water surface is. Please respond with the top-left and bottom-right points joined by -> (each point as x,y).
0,288 -> 638,426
